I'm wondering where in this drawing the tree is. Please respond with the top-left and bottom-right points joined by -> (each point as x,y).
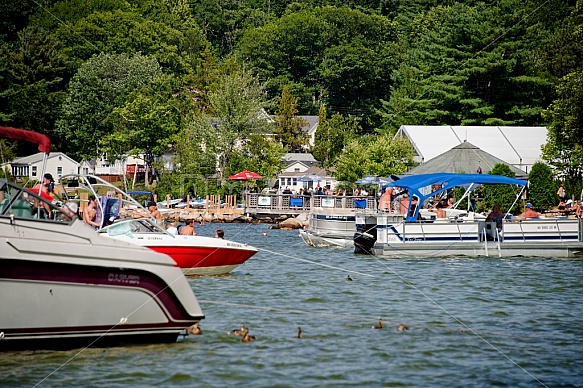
541,70 -> 583,196
312,111 -> 360,168
273,85 -> 309,152
0,26 -> 71,153
527,162 -> 557,212
56,53 -> 163,160
480,164 -> 521,214
333,134 -> 414,182
379,2 -> 552,132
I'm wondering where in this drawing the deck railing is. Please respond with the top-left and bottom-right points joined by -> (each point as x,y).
243,193 -> 377,214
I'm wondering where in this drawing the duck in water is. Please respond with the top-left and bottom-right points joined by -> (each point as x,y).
297,327 -> 302,338
373,319 -> 383,329
346,275 -> 353,281
187,322 -> 202,335
397,323 -> 409,331
241,327 -> 256,342
229,324 -> 246,336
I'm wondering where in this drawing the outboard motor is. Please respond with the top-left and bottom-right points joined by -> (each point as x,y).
354,215 -> 377,255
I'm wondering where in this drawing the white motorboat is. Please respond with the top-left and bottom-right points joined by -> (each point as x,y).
355,173 -> 583,258
0,127 -> 204,351
60,174 -> 258,276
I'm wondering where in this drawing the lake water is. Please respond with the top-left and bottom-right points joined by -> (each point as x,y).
2,223 -> 583,387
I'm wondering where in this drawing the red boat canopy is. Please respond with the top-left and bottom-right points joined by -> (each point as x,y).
0,126 -> 51,154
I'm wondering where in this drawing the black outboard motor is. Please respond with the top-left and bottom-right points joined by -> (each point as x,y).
354,221 -> 377,255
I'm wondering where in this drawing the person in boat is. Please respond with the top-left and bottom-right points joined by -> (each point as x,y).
180,219 -> 197,235
399,193 -> 410,214
83,195 -> 101,229
486,203 -> 505,230
32,173 -> 55,201
519,203 -> 540,219
446,197 -> 455,208
379,187 -> 392,212
575,200 -> 582,218
429,201 -> 447,219
165,222 -> 178,235
134,201 -> 162,224
215,229 -> 224,239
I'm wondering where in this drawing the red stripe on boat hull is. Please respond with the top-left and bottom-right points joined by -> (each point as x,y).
148,246 -> 256,275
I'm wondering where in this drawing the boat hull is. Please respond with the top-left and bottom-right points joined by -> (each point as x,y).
374,215 -> 583,258
106,233 -> 258,276
0,221 -> 205,351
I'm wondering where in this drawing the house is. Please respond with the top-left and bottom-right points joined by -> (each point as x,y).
277,153 -> 337,191
299,116 -> 319,147
395,125 -> 548,174
7,152 -> 79,182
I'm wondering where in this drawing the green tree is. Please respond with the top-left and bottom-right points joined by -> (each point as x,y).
541,70 -> 583,195
56,53 -> 163,160
333,134 -> 414,182
527,162 -> 556,212
273,85 -> 309,152
481,163 -> 521,214
0,26 -> 71,153
380,2 -> 552,131
312,111 -> 360,168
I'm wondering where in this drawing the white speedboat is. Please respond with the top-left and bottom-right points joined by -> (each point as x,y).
299,211 -> 356,248
355,173 -> 583,258
0,178 -> 204,351
60,174 -> 258,276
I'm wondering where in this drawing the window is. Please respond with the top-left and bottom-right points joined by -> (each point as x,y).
82,167 -> 89,175
57,166 -> 63,176
32,166 -> 37,177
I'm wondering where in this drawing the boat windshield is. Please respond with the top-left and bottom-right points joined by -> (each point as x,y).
0,179 -> 76,224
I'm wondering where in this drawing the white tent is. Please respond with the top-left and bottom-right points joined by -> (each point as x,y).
395,125 -> 548,173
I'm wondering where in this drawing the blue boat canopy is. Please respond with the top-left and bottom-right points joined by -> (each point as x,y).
382,173 -> 527,222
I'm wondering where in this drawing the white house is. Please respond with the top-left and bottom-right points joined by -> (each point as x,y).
7,152 -> 79,182
277,153 -> 337,191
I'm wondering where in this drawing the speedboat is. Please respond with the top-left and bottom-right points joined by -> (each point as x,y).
59,174 -> 258,276
0,127 -> 204,351
101,218 -> 258,276
355,172 -> 583,258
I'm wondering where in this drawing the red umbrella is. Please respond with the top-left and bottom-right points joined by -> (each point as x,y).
228,170 -> 263,180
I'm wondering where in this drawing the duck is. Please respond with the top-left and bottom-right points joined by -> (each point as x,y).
241,327 -> 256,342
397,323 -> 409,331
373,319 -> 383,329
187,322 -> 202,335
346,275 -> 353,281
229,324 -> 246,336
297,327 -> 302,339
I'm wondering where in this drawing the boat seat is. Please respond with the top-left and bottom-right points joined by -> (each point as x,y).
11,199 -> 33,218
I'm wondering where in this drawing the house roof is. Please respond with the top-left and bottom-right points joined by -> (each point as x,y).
406,142 -> 529,179
396,125 -> 547,172
284,153 -> 317,162
10,152 -> 80,166
280,166 -> 331,179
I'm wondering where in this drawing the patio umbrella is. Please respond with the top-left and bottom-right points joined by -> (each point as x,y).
228,170 -> 263,180
297,173 -> 322,182
356,175 -> 392,185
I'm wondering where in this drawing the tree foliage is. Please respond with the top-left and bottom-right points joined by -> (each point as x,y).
0,26 -> 72,153
541,70 -> 583,194
312,110 -> 360,168
527,162 -> 557,212
333,134 -> 414,182
273,85 -> 309,152
56,53 -> 163,160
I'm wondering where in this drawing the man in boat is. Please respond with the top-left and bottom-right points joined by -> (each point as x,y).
486,204 -> 504,230
83,195 -> 101,229
379,187 -> 392,212
519,203 -> 540,219
134,201 -> 162,224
